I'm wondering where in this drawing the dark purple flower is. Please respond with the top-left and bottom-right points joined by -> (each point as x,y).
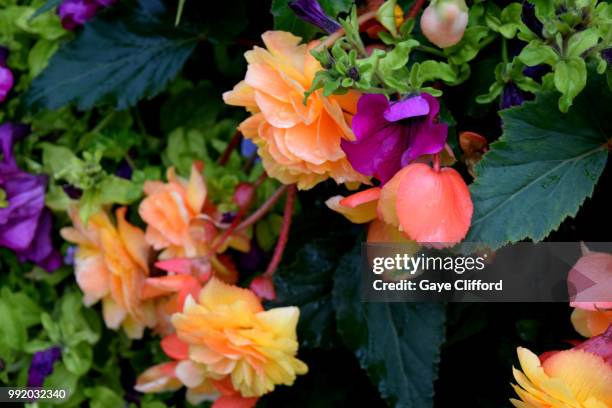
27,347 -> 62,387
58,0 -> 99,30
62,183 -> 83,199
521,1 -> 543,38
115,159 -> 133,180
93,0 -> 116,6
500,82 -> 533,109
289,0 -> 342,34
0,124 -> 61,272
341,93 -> 448,184
602,48 -> 612,65
0,51 -> 14,102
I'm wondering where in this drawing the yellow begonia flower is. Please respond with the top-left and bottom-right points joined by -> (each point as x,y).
171,277 -> 308,398
511,346 -> 611,407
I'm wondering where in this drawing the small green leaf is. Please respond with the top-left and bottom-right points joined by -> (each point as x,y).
518,41 -> 559,66
85,386 -> 124,408
566,28 -> 600,57
376,0 -> 398,37
63,342 -> 93,376
553,57 -> 587,112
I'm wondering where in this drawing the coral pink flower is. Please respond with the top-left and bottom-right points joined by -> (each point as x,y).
394,163 -> 472,245
223,31 -> 369,189
60,207 -> 156,338
568,245 -> 612,312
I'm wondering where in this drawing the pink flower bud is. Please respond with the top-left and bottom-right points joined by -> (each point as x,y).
249,275 -> 276,301
233,182 -> 255,211
420,0 -> 469,48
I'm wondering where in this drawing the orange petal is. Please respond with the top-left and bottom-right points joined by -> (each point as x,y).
212,395 -> 258,408
395,163 -> 473,246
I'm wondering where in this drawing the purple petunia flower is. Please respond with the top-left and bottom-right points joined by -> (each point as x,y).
521,1 -> 543,38
58,0 -> 100,30
500,82 -> 533,109
289,0 -> 342,34
0,47 -> 14,104
0,124 -> 62,271
341,93 -> 448,184
27,347 -> 62,387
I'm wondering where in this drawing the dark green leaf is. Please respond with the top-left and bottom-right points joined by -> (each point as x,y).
467,74 -> 611,248
25,0 -> 198,111
30,0 -> 62,20
333,245 -> 446,408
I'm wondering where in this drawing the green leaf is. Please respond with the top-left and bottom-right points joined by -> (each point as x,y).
85,386 -> 124,408
467,75 -> 611,249
63,342 -> 93,376
0,296 -> 27,354
566,28 -> 600,57
165,127 -> 209,175
518,40 -> 559,66
376,0 -> 398,37
25,0 -> 198,111
333,245 -> 446,408
30,0 -> 62,20
273,237 -> 347,349
553,57 -> 587,112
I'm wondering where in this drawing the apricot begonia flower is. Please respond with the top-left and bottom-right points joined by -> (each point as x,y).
572,308 -> 612,338
328,162 -> 473,245
511,325 -> 612,407
172,277 -> 308,398
223,31 -> 369,190
60,207 -> 156,339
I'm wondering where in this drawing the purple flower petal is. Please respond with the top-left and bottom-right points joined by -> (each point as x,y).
0,66 -> 14,103
383,95 -> 430,122
400,121 -> 448,166
58,0 -> 99,30
27,347 -> 62,388
289,0 -> 342,34
351,94 -> 390,141
342,92 -> 448,184
1,124 -> 61,272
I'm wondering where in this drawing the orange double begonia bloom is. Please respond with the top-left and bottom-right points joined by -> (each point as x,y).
223,30 -> 369,190
60,207 -> 156,339
171,277 -> 308,398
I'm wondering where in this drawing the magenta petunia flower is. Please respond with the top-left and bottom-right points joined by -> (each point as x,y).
341,93 -> 448,184
0,123 -> 62,271
0,47 -> 14,104
58,0 -> 99,30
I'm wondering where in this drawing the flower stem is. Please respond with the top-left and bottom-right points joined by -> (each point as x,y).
264,184 -> 297,277
237,184 -> 288,231
433,153 -> 441,172
218,131 -> 242,166
407,0 -> 427,18
320,10 -> 378,49
416,45 -> 445,57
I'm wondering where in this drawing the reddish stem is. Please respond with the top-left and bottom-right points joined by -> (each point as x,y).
407,0 -> 427,18
218,131 -> 242,166
264,184 -> 297,277
433,153 -> 441,172
237,184 -> 288,231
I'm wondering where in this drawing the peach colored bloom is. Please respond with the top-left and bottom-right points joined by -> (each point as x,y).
511,342 -> 612,407
172,277 -> 308,397
572,308 -> 612,338
60,207 -> 156,339
138,164 -> 249,282
327,162 -> 472,246
223,31 -> 370,190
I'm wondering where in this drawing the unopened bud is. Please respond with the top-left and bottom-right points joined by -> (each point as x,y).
420,0 -> 468,48
233,182 -> 255,211
249,275 -> 276,301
